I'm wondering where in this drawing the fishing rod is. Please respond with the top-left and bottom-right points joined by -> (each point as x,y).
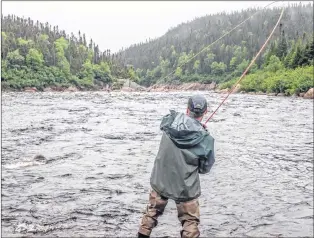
204,7 -> 285,124
158,1 -> 281,84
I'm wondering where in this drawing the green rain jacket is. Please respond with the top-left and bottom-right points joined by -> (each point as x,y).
150,110 -> 215,202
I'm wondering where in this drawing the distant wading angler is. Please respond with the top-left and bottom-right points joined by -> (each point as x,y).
138,95 -> 215,238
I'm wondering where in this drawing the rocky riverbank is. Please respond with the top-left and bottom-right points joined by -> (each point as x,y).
121,82 -> 314,99
7,86 -> 111,93
3,83 -> 314,99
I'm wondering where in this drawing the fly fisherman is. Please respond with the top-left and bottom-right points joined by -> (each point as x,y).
137,94 -> 215,238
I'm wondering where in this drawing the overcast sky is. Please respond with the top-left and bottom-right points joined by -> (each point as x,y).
2,1 -> 308,53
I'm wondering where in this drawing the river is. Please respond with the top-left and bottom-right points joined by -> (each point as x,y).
1,91 -> 313,237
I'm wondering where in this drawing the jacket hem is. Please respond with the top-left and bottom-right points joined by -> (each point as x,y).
150,183 -> 201,203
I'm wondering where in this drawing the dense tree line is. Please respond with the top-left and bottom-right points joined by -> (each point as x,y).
1,14 -> 137,90
120,3 -> 313,94
1,3 -> 313,94
217,33 -> 313,95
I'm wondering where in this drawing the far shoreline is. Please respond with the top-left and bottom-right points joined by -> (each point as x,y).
2,85 -> 313,99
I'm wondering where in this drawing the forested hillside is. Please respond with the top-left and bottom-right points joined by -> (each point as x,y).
1,3 -> 313,94
120,3 -> 313,94
1,14 -> 136,90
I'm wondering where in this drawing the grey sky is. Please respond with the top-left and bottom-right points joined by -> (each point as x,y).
1,1 -> 308,53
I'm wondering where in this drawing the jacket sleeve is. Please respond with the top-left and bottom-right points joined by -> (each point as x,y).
198,136 -> 215,174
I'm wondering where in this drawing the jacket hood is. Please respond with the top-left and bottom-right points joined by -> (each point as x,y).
160,110 -> 207,148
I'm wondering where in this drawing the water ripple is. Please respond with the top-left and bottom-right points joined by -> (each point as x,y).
2,91 -> 313,237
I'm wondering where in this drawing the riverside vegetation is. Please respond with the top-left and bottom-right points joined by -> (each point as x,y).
1,3 -> 313,95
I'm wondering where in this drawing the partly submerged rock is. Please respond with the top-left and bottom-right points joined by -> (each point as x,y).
24,87 -> 37,92
51,86 -> 65,92
209,82 -> 217,90
34,154 -> 46,162
219,88 -> 229,94
232,84 -> 241,93
233,112 -> 241,117
66,86 -> 78,92
148,82 -> 218,92
303,88 -> 314,99
43,87 -> 53,92
121,87 -> 136,92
